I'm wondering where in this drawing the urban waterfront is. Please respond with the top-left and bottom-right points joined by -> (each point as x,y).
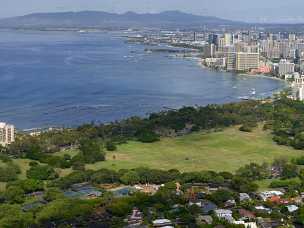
0,30 -> 285,129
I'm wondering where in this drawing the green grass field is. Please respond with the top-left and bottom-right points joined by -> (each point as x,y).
1,124 -> 303,189
86,125 -> 304,172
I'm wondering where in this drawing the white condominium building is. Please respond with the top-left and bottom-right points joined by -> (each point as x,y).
0,122 -> 15,146
278,59 -> 295,76
292,76 -> 304,101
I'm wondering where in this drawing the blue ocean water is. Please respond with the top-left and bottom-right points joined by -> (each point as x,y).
0,30 -> 285,129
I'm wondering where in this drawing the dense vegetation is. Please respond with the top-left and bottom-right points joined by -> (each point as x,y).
0,156 -> 303,227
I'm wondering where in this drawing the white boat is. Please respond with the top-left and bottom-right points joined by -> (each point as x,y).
238,96 -> 250,100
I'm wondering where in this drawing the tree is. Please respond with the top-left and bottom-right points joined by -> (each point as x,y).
4,186 -> 25,203
36,199 -> 97,226
236,163 -> 270,181
231,176 -> 258,192
210,189 -> 234,205
296,206 -> 304,224
0,204 -> 34,228
0,163 -> 20,182
239,122 -> 257,132
91,169 -> 119,184
54,171 -> 93,189
120,171 -> 140,185
293,132 -> 304,149
72,161 -> 85,171
77,139 -> 105,164
27,165 -> 58,180
136,129 -> 160,143
106,141 -> 117,151
299,169 -> 304,182
281,163 -> 298,179
8,179 -> 44,194
44,188 -> 64,202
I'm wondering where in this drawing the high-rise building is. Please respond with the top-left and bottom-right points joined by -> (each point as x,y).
203,44 -> 216,58
236,52 -> 260,71
208,34 -> 218,45
0,122 -> 15,147
292,76 -> 304,101
224,33 -> 233,46
226,52 -> 237,71
278,59 -> 295,76
289,34 -> 296,42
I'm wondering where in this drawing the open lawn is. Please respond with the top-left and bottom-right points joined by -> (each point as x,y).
54,148 -> 79,158
86,126 -> 304,173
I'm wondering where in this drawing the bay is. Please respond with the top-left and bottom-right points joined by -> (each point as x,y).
0,30 -> 285,129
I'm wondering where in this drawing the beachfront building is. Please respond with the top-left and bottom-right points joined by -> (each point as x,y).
226,52 -> 237,71
226,51 -> 259,72
236,52 -> 260,72
292,76 -> 304,101
278,59 -> 295,77
0,122 -> 15,147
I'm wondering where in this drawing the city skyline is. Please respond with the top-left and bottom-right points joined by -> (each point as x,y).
2,0 -> 304,23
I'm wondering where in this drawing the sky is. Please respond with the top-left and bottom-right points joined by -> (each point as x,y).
2,0 -> 304,23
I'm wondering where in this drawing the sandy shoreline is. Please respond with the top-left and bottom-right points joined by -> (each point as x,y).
196,59 -> 289,86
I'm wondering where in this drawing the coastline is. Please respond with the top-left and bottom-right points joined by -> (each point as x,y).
196,59 -> 290,89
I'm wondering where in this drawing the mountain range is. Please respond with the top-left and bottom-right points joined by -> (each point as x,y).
0,11 -> 240,28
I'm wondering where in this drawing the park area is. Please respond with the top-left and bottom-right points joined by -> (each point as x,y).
86,125 -> 304,172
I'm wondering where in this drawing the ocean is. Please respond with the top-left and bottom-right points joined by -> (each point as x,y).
0,29 -> 285,129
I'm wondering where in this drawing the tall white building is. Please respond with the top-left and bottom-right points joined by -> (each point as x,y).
224,33 -> 233,46
226,52 -> 237,71
292,76 -> 304,101
278,59 -> 295,76
0,122 -> 15,147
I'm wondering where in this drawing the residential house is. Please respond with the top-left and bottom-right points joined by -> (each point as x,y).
240,193 -> 251,202
224,199 -> 236,208
286,205 -> 299,213
255,206 -> 272,214
152,219 -> 173,227
189,200 -> 217,215
214,209 -> 234,223
134,184 -> 160,195
238,209 -> 256,220
259,190 -> 284,201
125,208 -> 144,227
196,215 -> 213,225
234,221 -> 258,228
